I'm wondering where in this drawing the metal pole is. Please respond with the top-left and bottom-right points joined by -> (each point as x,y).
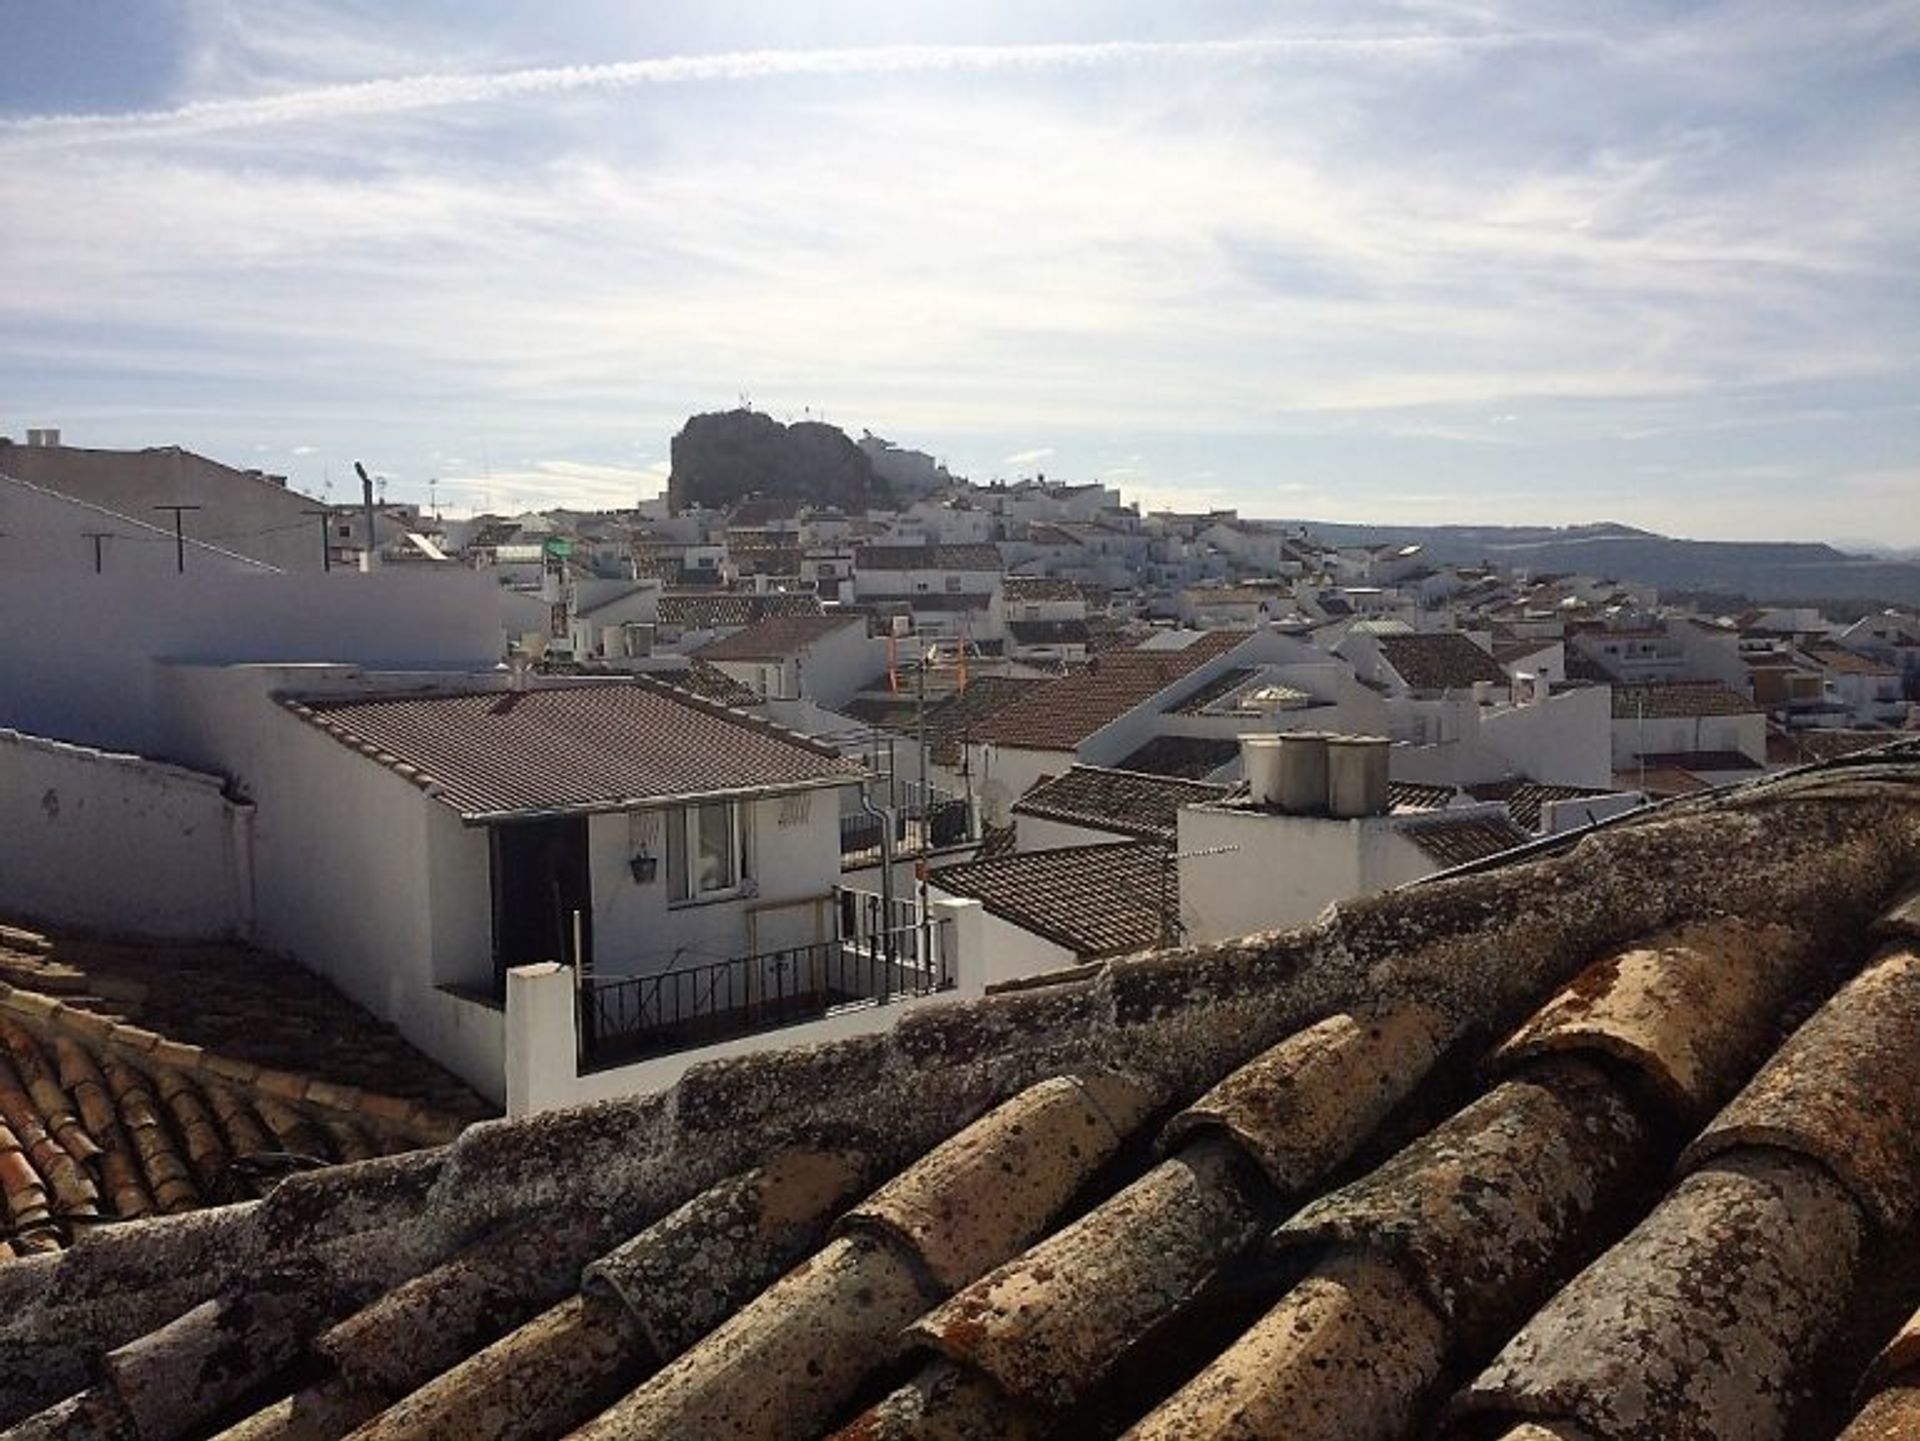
81,531 -> 112,574
152,505 -> 201,573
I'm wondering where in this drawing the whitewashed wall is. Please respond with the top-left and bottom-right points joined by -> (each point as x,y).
0,729 -> 253,939
0,569 -> 502,752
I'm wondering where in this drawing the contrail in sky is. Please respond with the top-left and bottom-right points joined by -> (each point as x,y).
0,34 -> 1548,147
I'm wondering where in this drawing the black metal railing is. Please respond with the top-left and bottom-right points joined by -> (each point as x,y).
578,913 -> 953,1071
838,792 -> 973,860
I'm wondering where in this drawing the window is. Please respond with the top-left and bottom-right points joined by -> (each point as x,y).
667,802 -> 749,903
944,575 -> 963,593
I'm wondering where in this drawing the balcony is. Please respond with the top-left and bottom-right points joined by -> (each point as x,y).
576,891 -> 952,1071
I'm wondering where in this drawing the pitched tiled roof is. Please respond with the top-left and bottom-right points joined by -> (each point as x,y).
1114,734 -> 1242,779
661,660 -> 764,709
854,544 -> 1003,572
838,677 -> 1049,767
1165,664 -> 1260,714
1389,779 -> 1457,812
7,758 -> 1920,1438
1636,749 -> 1764,772
1376,632 -> 1508,690
280,680 -> 861,822
1396,812 -> 1533,868
1466,778 -> 1622,830
1003,576 -> 1081,601
691,613 -> 864,661
1613,681 -> 1760,718
655,591 -> 823,628
972,633 -> 1244,751
1012,765 -> 1228,840
928,841 -> 1169,958
1805,646 -> 1898,677
0,927 -> 474,1259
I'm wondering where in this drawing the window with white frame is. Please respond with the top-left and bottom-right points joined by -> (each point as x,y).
666,801 -> 750,903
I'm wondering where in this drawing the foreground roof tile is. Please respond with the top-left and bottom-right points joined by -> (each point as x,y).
1681,941 -> 1920,1231
1837,1387 -> 1920,1441
845,1072 -> 1159,1292
1461,1149 -> 1866,1441
911,1135 -> 1268,1414
1123,1248 -> 1448,1441
1277,1059 -> 1650,1351
830,1357 -> 1044,1441
1493,920 -> 1820,1123
1162,1004 -> 1455,1193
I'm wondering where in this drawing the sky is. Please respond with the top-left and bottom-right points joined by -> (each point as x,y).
2,1 -> 1916,545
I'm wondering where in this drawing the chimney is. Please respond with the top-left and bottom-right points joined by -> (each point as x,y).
26,427 -> 60,447
1240,733 -> 1283,806
1325,735 -> 1391,818
1277,731 -> 1330,815
506,652 -> 533,692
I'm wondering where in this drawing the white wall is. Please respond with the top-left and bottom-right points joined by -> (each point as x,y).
149,662 -> 506,1103
1480,685 -> 1614,788
0,569 -> 503,752
585,790 -> 850,978
0,474 -> 274,577
0,729 -> 254,939
1611,710 -> 1766,767
1012,812 -> 1131,853
1177,805 -> 1424,943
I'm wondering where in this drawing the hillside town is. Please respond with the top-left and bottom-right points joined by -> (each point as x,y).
3,424 -> 1920,1439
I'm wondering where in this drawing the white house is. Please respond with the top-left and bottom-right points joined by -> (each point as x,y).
693,613 -> 881,710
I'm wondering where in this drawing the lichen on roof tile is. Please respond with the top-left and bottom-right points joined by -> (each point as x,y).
1276,1059 -> 1651,1351
1460,1150 -> 1867,1441
1681,942 -> 1920,1232
1122,1248 -> 1448,1441
1160,1004 -> 1455,1193
1493,919 -> 1821,1123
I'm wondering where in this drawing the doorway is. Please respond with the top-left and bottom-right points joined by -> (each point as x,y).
490,817 -> 592,993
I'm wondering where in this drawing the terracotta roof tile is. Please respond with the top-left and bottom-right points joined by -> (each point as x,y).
1493,920 -> 1819,1123
1613,681 -> 1760,718
1376,631 -> 1508,690
655,591 -> 824,628
1465,779 -> 1620,830
5,754 -> 1920,1440
855,543 -> 1003,571
282,679 -> 861,821
1012,764 -> 1228,840
691,612 -> 865,660
1112,733 -> 1241,779
1682,941 -> 1920,1231
1398,812 -> 1533,867
972,633 -> 1244,750
930,842 -> 1169,958
1461,1150 -> 1866,1441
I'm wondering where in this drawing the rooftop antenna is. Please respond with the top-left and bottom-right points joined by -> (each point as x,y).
429,477 -> 440,521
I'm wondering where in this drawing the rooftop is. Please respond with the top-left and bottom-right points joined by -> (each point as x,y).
1396,811 -> 1534,868
1114,733 -> 1243,780
971,633 -> 1244,751
691,612 -> 865,661
6,756 -> 1919,1438
655,591 -> 823,629
1375,631 -> 1509,691
281,680 -> 862,823
1613,681 -> 1762,718
929,840 -> 1169,959
1012,765 -> 1230,840
1003,576 -> 1082,602
854,543 -> 1003,572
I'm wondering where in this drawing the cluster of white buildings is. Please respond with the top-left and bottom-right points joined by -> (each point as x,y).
2,430 -> 1914,1118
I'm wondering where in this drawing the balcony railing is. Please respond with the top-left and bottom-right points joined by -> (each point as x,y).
839,793 -> 972,862
577,905 -> 953,1071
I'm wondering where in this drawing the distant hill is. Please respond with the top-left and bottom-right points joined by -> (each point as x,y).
1276,519 -> 1920,608
668,409 -> 890,514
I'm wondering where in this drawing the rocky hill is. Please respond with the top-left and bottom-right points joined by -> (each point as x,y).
668,409 -> 889,514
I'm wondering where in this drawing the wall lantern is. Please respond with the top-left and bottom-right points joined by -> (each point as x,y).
629,850 -> 658,884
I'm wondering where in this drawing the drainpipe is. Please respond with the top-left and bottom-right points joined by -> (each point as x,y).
857,781 -> 896,968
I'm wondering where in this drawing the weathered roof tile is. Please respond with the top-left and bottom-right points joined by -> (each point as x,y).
1493,920 -> 1820,1123
1682,942 -> 1920,1231
1461,1150 -> 1866,1441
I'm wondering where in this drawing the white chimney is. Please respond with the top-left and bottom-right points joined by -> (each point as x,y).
1240,734 -> 1283,806
1277,731 -> 1331,815
1325,735 -> 1391,818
